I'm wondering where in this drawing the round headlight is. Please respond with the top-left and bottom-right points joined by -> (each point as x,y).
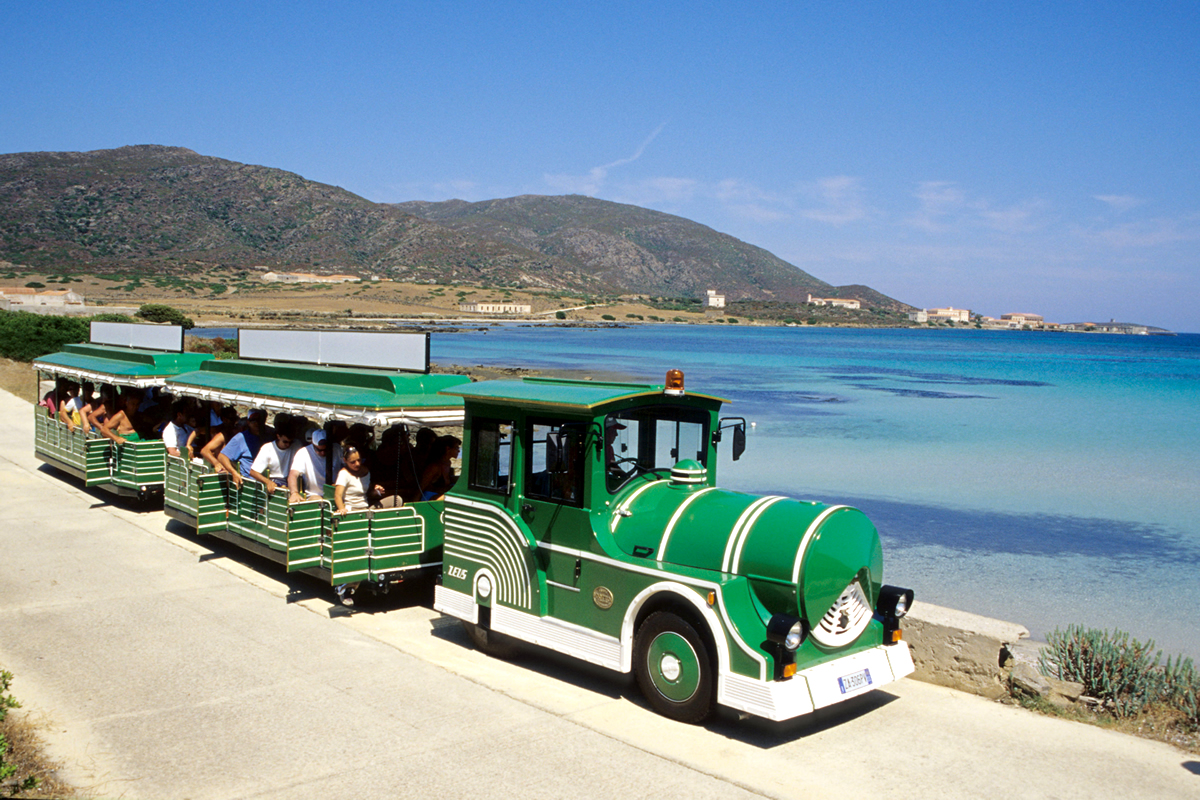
878,585 -> 914,619
784,622 -> 804,651
767,614 -> 805,650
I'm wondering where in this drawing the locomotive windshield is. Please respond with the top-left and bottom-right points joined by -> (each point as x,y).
605,405 -> 709,492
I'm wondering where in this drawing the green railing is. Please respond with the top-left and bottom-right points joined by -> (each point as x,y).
163,449 -> 445,586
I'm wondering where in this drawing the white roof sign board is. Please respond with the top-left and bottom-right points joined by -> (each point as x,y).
238,329 -> 429,372
90,322 -> 184,352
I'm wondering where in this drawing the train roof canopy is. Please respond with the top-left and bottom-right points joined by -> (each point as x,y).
33,344 -> 215,388
166,359 -> 471,426
442,376 -> 727,413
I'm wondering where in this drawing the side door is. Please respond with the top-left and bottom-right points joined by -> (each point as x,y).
520,419 -> 594,619
442,416 -> 545,617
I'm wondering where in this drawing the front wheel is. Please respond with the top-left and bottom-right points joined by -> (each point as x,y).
634,611 -> 715,723
461,620 -> 521,659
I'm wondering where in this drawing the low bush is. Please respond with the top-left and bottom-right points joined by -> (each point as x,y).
136,303 -> 194,329
1,669 -> 38,796
0,311 -> 90,361
1040,625 -> 1200,727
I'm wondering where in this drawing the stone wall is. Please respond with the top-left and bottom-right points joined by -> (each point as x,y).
902,601 -> 1030,699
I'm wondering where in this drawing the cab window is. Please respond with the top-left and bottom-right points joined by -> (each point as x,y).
606,406 -> 708,492
469,418 -> 514,495
527,421 -> 584,506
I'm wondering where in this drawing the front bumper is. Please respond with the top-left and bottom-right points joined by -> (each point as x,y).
719,641 -> 915,721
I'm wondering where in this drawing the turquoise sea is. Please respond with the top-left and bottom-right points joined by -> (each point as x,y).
428,325 -> 1200,659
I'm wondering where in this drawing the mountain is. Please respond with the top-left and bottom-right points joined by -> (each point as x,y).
392,195 -> 841,303
0,145 -> 904,306
0,145 -> 583,288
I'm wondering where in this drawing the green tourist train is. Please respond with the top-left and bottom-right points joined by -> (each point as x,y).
34,323 -> 915,723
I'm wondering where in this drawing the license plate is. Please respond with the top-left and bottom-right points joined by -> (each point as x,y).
838,668 -> 872,694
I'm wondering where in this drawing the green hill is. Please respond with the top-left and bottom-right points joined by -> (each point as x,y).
0,145 -> 906,307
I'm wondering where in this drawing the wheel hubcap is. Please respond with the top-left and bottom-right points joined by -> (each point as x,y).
647,631 -> 700,702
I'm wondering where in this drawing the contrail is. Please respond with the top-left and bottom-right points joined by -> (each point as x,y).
589,122 -> 668,182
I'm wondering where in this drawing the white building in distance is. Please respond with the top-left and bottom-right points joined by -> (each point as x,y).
1000,312 -> 1044,326
459,302 -> 532,315
260,272 -> 361,284
926,307 -> 971,323
807,293 -> 861,310
703,290 -> 726,309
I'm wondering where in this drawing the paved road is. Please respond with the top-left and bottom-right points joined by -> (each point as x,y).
1,390 -> 1197,799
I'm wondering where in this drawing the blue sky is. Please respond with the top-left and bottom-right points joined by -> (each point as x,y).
4,2 -> 1198,330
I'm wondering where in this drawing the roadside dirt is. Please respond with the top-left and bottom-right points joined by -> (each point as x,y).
0,358 -> 36,404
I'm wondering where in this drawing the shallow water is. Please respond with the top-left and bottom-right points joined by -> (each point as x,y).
432,325 -> 1200,659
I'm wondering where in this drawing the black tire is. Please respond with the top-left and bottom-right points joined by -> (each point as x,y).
634,611 -> 715,723
461,619 -> 522,659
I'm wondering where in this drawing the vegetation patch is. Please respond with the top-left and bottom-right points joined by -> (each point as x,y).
1017,625 -> 1200,752
2,668 -> 75,798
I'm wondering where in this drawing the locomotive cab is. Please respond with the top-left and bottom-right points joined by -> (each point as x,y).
435,371 -> 915,723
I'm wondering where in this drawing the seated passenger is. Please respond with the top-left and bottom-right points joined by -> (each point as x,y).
57,381 -> 80,429
215,409 -> 267,487
288,428 -> 331,503
412,427 -> 437,468
161,399 -> 195,459
417,435 -> 461,501
40,378 -> 69,417
334,446 -> 383,515
373,425 -> 417,505
199,406 -> 241,472
74,383 -> 100,434
86,386 -> 114,431
100,389 -> 147,445
60,381 -> 94,433
249,418 -> 300,495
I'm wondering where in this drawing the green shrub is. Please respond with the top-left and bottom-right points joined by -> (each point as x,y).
601,314 -> 616,321
555,311 -> 567,320
1040,625 -> 1163,718
135,304 -> 194,329
1,668 -> 39,795
23,282 -> 44,289
0,311 -> 90,361
1161,654 -> 1200,728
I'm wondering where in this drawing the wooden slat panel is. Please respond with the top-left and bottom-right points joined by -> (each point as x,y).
331,515 -> 371,585
197,474 -> 231,535
286,501 -> 327,572
85,438 -> 112,484
366,507 -> 426,577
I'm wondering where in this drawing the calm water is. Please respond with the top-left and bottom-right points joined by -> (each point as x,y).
429,325 -> 1200,659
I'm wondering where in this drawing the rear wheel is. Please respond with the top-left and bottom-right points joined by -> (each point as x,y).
634,611 -> 715,723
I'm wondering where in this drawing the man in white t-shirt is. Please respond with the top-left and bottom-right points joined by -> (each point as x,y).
288,429 -> 333,502
249,424 -> 299,495
161,399 -> 195,458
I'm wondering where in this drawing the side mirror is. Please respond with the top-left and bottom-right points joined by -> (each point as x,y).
716,416 -> 748,461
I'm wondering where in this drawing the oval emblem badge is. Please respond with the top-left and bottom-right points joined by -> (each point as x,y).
592,586 -> 614,610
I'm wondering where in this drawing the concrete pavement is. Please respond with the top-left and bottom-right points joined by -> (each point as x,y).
2,389 -> 1197,799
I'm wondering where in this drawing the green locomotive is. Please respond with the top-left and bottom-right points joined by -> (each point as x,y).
434,369 -> 914,722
